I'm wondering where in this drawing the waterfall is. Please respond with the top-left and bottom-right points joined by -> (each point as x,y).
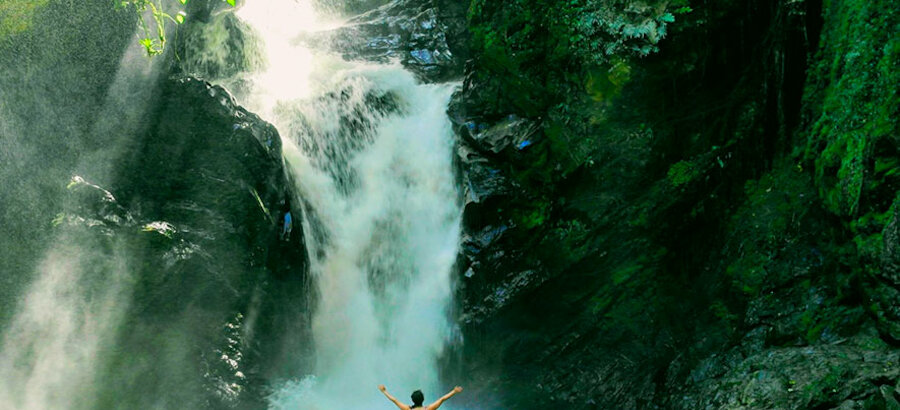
233,1 -> 462,408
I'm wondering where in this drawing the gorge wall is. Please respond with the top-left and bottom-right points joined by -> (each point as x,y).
1,0 -> 897,409
449,0 -> 900,408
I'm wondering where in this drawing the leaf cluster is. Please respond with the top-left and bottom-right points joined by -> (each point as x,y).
116,0 -> 235,56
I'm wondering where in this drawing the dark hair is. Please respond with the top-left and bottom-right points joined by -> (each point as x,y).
411,390 -> 425,407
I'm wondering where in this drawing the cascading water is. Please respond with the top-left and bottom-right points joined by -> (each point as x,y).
233,1 -> 462,408
0,0 -> 461,407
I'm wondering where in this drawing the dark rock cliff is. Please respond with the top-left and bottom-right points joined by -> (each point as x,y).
446,0 -> 900,408
0,3 -> 311,402
49,76 -> 311,408
1,2 -> 314,406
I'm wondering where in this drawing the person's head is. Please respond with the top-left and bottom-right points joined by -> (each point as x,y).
411,390 -> 424,407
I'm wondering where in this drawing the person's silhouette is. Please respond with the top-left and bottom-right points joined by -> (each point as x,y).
378,385 -> 463,410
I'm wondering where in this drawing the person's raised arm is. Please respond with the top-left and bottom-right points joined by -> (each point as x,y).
425,386 -> 462,410
378,385 -> 411,410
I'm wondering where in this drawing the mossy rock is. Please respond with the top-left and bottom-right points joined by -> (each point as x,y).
804,0 -> 900,217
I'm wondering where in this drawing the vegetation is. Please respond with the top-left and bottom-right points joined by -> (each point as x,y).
0,0 -> 49,40
3,0 -> 897,406
457,0 -> 900,407
117,0 -> 235,56
465,0 -> 689,119
803,0 -> 899,218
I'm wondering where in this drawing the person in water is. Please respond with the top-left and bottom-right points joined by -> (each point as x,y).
378,384 -> 463,410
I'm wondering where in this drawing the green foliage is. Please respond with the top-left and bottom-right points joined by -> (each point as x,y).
667,160 -> 699,187
465,0 -> 694,191
0,0 -> 48,39
466,0 -> 687,112
538,218 -> 592,269
510,198 -> 550,229
611,260 -> 642,285
118,0 -> 179,56
585,57 -> 631,102
470,0 -> 684,65
710,299 -> 737,327
850,206 -> 892,259
804,0 -> 900,217
117,0 -> 235,56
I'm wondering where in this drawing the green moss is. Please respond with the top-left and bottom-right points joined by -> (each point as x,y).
0,0 -> 48,39
510,198 -> 551,229
804,0 -> 900,217
611,262 -> 641,285
585,58 -> 631,102
724,166 -> 815,297
539,218 -> 592,268
874,157 -> 899,177
467,0 -> 686,118
849,196 -> 897,264
667,160 -> 699,188
710,300 -> 737,325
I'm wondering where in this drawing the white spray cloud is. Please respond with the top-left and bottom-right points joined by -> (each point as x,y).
0,238 -> 132,410
0,15 -> 164,410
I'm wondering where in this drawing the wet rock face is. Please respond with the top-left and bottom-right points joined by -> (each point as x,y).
452,112 -> 557,324
873,199 -> 900,342
464,116 -> 542,155
115,76 -> 291,255
57,77 -> 310,408
448,0 -> 900,408
668,336 -> 900,409
184,0 -> 243,23
455,117 -> 539,208
305,0 -> 467,82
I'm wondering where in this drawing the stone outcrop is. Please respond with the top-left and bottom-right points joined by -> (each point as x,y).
303,0 -> 467,82
55,77 -> 310,409
447,0 -> 900,408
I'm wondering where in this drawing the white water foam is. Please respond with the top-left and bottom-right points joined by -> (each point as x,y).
234,1 -> 462,408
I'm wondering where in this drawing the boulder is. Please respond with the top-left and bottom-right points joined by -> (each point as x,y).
64,76 -> 312,408
59,175 -> 136,234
